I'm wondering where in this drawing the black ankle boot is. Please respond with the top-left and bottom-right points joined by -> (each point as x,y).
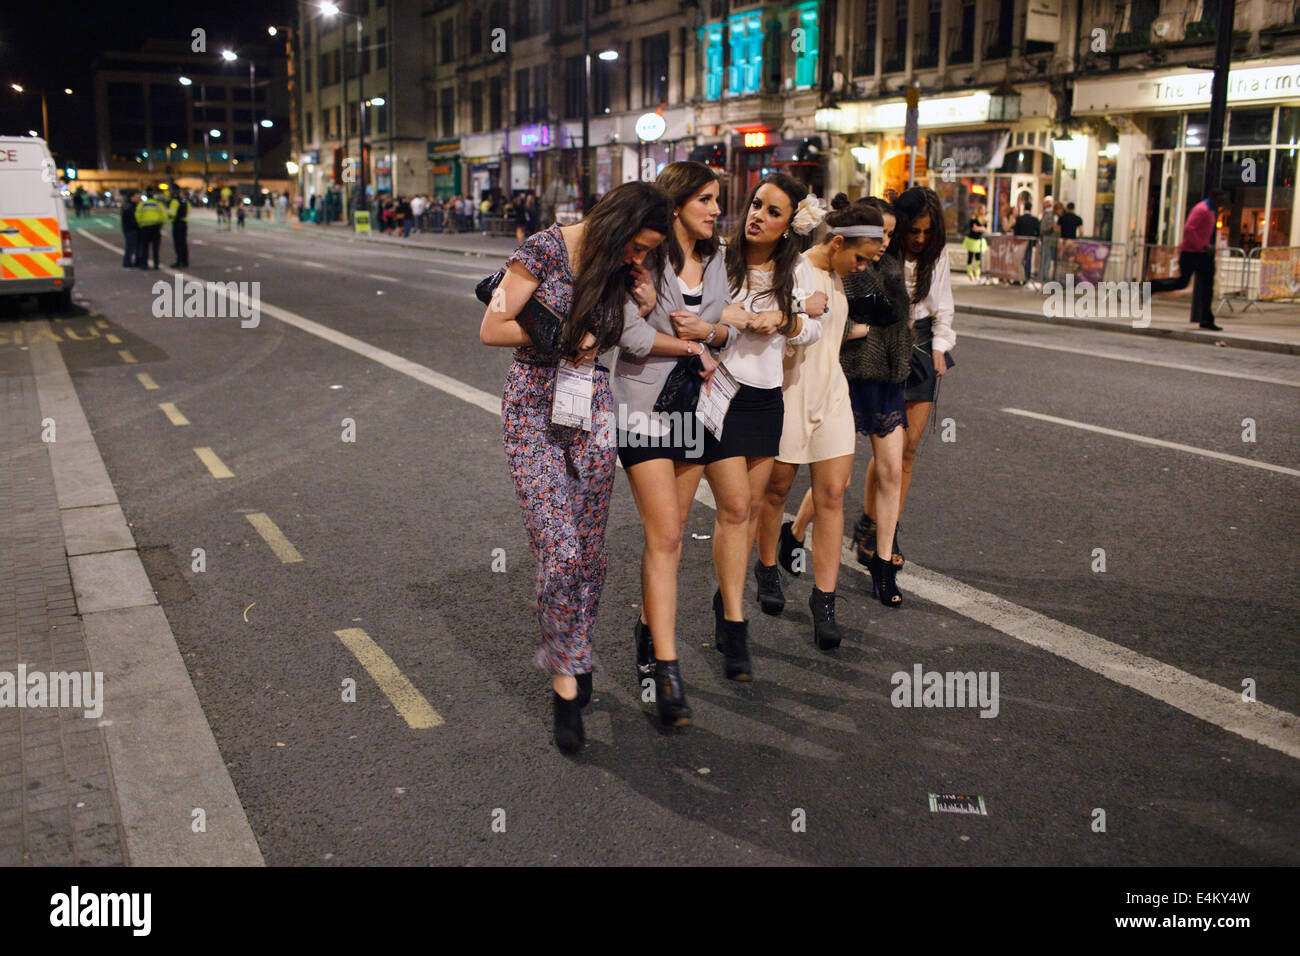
855,513 -> 877,567
576,672 -> 593,709
634,618 -> 655,684
553,691 -> 584,754
778,521 -> 805,576
754,561 -> 785,615
867,553 -> 903,608
713,589 -> 725,650
719,618 -> 753,681
809,588 -> 842,651
654,660 -> 693,726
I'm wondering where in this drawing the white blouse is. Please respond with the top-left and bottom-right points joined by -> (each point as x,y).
904,251 -> 956,353
720,264 -> 823,390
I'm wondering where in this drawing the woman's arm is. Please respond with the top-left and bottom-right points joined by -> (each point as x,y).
928,249 -> 957,354
479,261 -> 541,348
671,311 -> 732,348
844,321 -> 869,341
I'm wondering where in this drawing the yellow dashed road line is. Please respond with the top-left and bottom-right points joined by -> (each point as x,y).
105,333 -> 122,344
158,402 -> 190,426
136,372 -> 159,390
193,446 -> 234,479
334,628 -> 444,729
244,512 -> 304,564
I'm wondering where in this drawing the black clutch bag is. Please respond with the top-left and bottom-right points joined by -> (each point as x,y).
653,355 -> 704,414
476,268 -> 564,358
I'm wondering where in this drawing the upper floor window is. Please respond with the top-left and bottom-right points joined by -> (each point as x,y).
727,13 -> 764,96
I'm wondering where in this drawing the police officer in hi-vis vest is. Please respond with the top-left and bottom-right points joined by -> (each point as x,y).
168,188 -> 189,268
133,188 -> 166,269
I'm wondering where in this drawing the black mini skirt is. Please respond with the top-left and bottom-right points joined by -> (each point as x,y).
702,384 -> 783,461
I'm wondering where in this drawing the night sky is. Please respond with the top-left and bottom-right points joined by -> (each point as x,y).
1,0 -> 294,164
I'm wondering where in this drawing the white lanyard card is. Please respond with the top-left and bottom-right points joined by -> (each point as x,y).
696,361 -> 737,441
551,359 -> 595,431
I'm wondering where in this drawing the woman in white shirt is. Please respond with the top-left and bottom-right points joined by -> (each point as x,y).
858,187 -> 956,570
673,173 -> 827,681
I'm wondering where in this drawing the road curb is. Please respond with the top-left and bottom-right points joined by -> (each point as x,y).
190,211 -> 510,259
28,325 -> 266,867
953,303 -> 1300,356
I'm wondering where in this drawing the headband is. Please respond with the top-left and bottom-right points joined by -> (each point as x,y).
832,225 -> 884,239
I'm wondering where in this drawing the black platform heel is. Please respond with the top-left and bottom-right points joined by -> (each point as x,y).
719,618 -> 753,681
553,690 -> 584,754
654,660 -> 693,727
754,562 -> 785,615
778,520 -> 805,576
634,618 -> 655,686
867,553 -> 903,608
809,588 -> 842,650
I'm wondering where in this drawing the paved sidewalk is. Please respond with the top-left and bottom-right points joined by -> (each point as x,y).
188,210 -> 1300,354
1,344 -> 126,865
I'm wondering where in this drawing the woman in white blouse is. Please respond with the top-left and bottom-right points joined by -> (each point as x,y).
672,173 -> 827,682
858,187 -> 955,569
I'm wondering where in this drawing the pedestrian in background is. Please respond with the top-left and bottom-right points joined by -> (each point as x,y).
479,181 -> 672,754
399,196 -> 413,237
1013,199 -> 1040,284
167,185 -> 189,269
1058,202 -> 1082,239
120,190 -> 139,268
133,188 -> 165,269
411,193 -> 426,233
963,203 -> 987,280
235,202 -> 246,229
1039,198 -> 1059,283
1150,192 -> 1225,330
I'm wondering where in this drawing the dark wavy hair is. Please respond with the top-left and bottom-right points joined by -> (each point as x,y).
655,161 -> 721,274
887,187 -> 947,305
568,181 -> 672,354
725,172 -> 808,336
856,196 -> 895,217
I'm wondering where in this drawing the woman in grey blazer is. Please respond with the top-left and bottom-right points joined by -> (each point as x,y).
612,161 -> 734,727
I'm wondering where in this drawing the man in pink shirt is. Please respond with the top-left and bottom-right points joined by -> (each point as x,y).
1150,191 -> 1226,330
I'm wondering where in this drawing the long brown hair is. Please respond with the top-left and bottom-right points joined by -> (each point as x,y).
568,181 -> 672,353
656,161 -> 720,274
887,187 -> 947,305
724,172 -> 807,336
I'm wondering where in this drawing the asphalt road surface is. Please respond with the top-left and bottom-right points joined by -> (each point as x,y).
13,210 -> 1296,866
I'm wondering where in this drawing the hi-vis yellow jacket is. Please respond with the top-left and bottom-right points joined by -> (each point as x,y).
133,198 -> 166,227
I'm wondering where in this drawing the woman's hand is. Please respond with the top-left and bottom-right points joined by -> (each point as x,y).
631,264 -> 657,317
933,350 -> 947,376
695,343 -> 719,393
803,291 -> 829,318
749,310 -> 785,335
573,331 -> 600,366
671,309 -> 711,340
720,303 -> 750,331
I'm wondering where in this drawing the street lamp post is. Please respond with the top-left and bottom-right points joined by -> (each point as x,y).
9,84 -> 72,145
180,76 -> 211,195
322,3 -> 367,217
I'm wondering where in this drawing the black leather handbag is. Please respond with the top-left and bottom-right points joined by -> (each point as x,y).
476,268 -> 564,358
653,355 -> 704,414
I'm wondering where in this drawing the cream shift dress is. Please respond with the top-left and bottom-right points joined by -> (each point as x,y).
777,255 -> 856,464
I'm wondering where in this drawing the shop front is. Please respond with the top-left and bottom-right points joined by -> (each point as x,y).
461,132 -> 505,202
1073,59 -> 1300,257
817,85 -> 1058,239
427,138 -> 461,198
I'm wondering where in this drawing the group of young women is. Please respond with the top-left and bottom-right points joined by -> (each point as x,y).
479,164 -> 955,754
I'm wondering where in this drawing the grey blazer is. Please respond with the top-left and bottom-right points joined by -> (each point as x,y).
611,251 -> 729,429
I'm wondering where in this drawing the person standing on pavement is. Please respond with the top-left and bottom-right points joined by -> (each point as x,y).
692,173 -> 828,684
167,186 -> 189,269
1039,198 -> 1059,283
479,181 -> 672,755
133,188 -> 166,269
120,190 -> 140,268
1058,202 -> 1082,239
1150,191 -> 1225,330
855,187 -> 955,587
411,193 -> 426,233
963,204 -> 987,280
613,162 -> 728,726
1013,199 -> 1040,284
754,199 -> 880,650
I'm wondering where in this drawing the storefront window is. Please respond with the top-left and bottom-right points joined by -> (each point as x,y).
1184,113 -> 1209,148
1276,107 -> 1299,148
998,148 -> 1034,174
1228,109 -> 1274,147
1222,149 -> 1270,250
1268,148 -> 1296,247
1150,115 -> 1180,150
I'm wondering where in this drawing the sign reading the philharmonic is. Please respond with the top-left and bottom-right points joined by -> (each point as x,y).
1074,59 -> 1300,114
635,112 -> 667,142
1025,0 -> 1061,43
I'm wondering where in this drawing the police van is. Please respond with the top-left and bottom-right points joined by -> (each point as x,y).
0,135 -> 74,310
